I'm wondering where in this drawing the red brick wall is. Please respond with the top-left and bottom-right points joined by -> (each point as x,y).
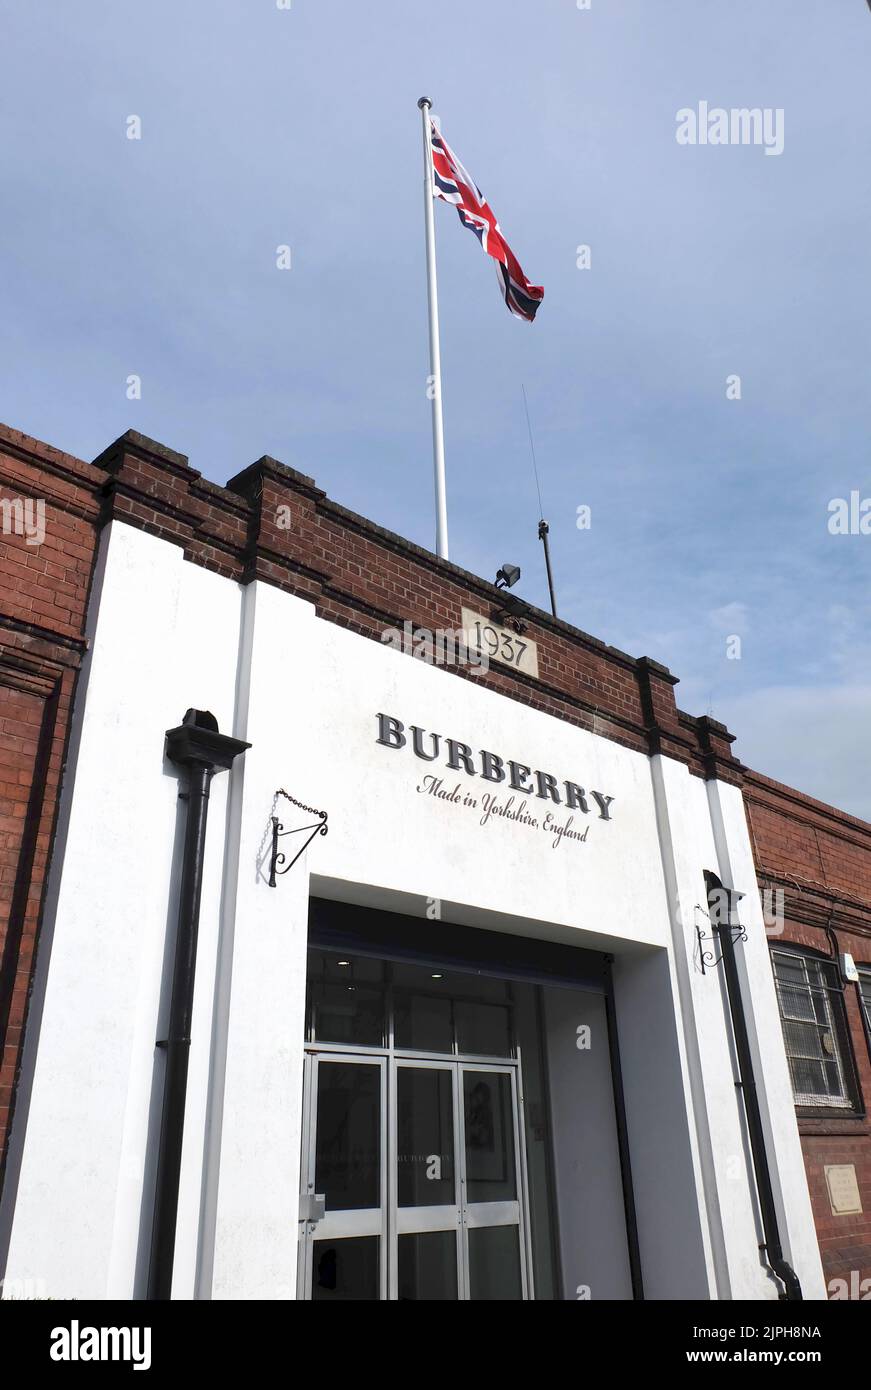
745,770 -> 871,1297
0,427 -> 101,1181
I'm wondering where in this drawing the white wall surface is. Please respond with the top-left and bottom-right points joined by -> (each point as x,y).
0,521 -> 826,1300
267,588 -> 671,954
201,582 -> 312,1300
543,987 -> 633,1300
706,779 -> 827,1301
3,523 -> 243,1298
641,755 -> 777,1300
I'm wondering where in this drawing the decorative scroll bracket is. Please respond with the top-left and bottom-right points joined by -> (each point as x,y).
694,903 -> 747,975
268,788 -> 328,887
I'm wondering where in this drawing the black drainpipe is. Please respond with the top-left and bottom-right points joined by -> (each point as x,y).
704,871 -> 802,1301
146,710 -> 250,1301
603,958 -> 644,1300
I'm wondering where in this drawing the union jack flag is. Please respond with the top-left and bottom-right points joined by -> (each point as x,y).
430,120 -> 544,323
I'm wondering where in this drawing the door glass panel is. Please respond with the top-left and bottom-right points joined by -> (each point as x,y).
398,1067 -> 455,1206
398,1231 -> 459,1300
394,990 -> 453,1053
463,1071 -> 517,1203
311,1236 -> 379,1300
311,984 -> 384,1047
308,951 -> 385,1046
315,1063 -> 381,1210
468,1225 -> 522,1300
455,1001 -> 511,1057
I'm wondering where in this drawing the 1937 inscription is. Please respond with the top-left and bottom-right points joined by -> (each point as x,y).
461,607 -> 539,678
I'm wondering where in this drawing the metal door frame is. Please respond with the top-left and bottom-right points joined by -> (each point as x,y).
457,1061 -> 530,1300
300,1048 -> 532,1299
297,1051 -> 388,1300
390,1056 -> 463,1299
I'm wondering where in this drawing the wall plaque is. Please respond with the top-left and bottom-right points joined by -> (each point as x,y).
461,607 -> 539,679
824,1164 -> 862,1216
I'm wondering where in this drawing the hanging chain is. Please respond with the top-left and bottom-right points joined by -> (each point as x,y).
275,788 -> 327,820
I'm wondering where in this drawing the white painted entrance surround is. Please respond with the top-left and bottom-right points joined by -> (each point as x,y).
0,521 -> 825,1300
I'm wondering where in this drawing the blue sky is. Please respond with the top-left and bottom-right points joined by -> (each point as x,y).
2,1 -> 870,816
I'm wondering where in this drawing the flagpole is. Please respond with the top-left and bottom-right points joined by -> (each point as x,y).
418,96 -> 449,561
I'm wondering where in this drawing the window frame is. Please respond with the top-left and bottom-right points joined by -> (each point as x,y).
770,947 -> 862,1116
858,966 -> 871,1056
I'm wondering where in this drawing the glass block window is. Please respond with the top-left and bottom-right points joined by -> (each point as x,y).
771,949 -> 858,1110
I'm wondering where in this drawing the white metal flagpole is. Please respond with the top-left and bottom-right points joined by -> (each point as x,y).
418,96 -> 449,561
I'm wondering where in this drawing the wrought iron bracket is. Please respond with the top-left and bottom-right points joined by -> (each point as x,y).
268,788 -> 328,887
694,904 -> 747,975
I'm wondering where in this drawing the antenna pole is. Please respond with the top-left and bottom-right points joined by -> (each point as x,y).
523,385 -> 558,618
538,518 -> 558,618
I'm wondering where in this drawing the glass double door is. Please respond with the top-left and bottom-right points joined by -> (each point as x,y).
298,1052 -> 530,1299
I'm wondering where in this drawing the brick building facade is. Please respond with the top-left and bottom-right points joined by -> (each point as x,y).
745,772 -> 871,1294
0,429 -> 102,1179
1,419 -> 868,1297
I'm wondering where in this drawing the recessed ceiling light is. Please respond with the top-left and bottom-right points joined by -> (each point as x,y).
337,960 -> 350,967
431,973 -> 443,980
